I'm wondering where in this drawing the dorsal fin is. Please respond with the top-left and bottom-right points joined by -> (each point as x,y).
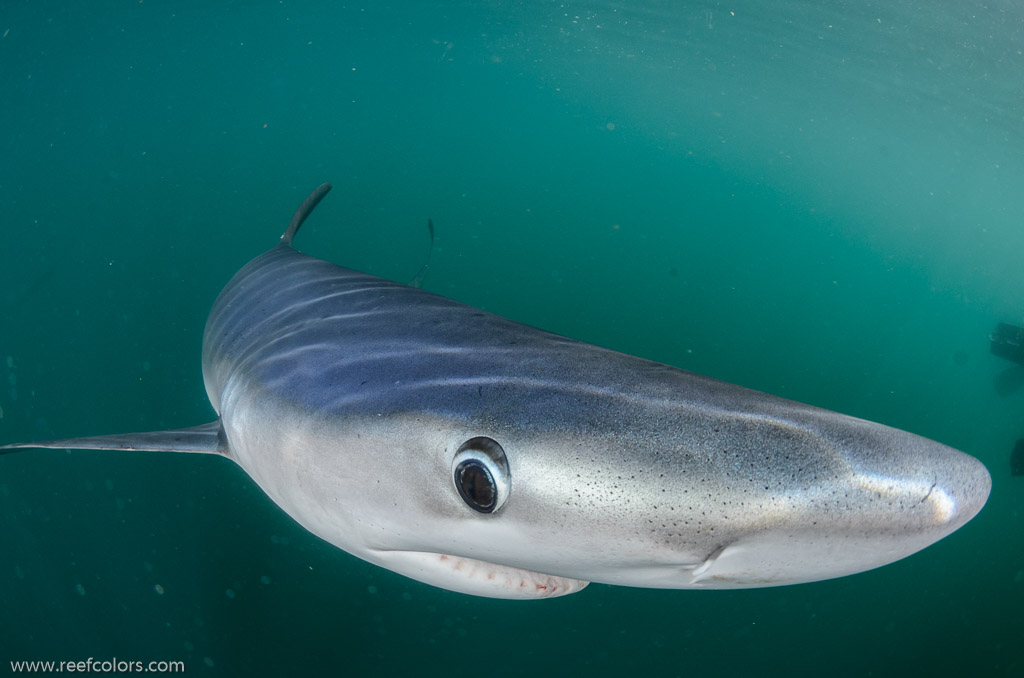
280,183 -> 332,247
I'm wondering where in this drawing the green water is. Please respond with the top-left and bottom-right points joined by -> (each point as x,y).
1,1 -> 1021,675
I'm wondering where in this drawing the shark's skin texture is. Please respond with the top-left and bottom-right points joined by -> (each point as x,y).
2,184 -> 991,599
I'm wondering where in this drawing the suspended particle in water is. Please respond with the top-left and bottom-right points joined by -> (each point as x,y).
225,588 -> 236,599
75,584 -> 86,596
154,584 -> 165,595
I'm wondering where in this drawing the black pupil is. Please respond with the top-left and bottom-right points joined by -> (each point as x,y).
456,460 -> 496,512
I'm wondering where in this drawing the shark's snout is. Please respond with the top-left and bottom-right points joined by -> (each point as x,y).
847,448 -> 990,531
840,422 -> 991,533
684,423 -> 991,588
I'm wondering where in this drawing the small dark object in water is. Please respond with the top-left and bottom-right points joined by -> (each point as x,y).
994,366 -> 1024,398
1012,440 -> 1024,476
991,323 -> 1024,366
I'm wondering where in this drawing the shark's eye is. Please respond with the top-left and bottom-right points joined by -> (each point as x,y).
452,437 -> 510,513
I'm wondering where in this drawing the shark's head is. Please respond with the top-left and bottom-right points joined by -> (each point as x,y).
240,365 -> 990,600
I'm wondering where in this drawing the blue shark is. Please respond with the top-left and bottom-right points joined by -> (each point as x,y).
1,184 -> 991,598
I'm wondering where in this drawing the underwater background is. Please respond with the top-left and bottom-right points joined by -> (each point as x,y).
1,0 -> 1021,675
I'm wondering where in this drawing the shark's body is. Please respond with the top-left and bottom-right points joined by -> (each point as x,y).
2,184 -> 991,599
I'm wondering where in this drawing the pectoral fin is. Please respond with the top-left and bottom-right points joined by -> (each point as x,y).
0,420 -> 227,455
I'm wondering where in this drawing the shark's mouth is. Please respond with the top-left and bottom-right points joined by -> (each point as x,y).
371,549 -> 589,599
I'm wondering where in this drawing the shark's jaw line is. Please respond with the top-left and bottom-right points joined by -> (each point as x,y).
370,549 -> 589,599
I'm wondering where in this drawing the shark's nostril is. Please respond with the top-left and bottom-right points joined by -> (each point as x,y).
918,481 -> 937,506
